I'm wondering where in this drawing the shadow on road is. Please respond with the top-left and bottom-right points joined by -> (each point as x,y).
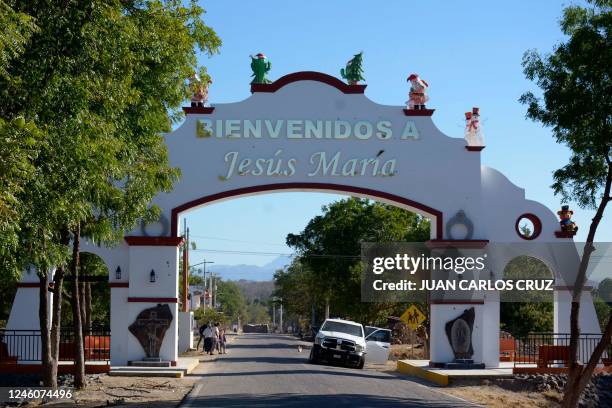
227,342 -> 306,350
188,368 -> 400,381
214,356 -> 305,365
183,392 -> 471,407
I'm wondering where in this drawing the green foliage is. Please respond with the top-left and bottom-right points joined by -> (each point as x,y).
194,307 -> 229,327
501,256 -> 554,338
216,280 -> 247,322
0,0 -> 220,274
246,302 -> 271,324
0,1 -> 37,78
596,278 -> 612,303
189,274 -> 205,286
278,197 -> 430,324
519,0 -> 611,209
593,296 -> 611,331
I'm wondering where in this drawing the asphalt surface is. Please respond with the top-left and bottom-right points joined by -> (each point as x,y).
182,333 -> 475,407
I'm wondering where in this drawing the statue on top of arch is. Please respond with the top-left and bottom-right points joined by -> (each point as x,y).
189,67 -> 212,107
250,53 -> 272,84
340,52 -> 365,85
406,73 -> 429,110
464,107 -> 485,146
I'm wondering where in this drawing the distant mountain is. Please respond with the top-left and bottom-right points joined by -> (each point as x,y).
211,255 -> 292,281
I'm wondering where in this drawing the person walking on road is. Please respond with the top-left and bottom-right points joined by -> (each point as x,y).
210,322 -> 220,355
219,328 -> 227,354
196,323 -> 207,350
203,322 -> 214,354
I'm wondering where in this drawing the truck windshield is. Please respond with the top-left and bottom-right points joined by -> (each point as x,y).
321,321 -> 363,337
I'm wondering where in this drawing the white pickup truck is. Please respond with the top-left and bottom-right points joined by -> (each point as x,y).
308,318 -> 391,369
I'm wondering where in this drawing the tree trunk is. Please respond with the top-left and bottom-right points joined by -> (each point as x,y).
562,163 -> 612,407
80,281 -> 87,340
50,265 -> 65,362
85,282 -> 92,329
324,298 -> 330,320
70,226 -> 86,389
39,272 -> 57,388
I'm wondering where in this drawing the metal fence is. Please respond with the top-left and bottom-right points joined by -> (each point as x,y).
0,328 -> 110,363
513,332 -> 611,368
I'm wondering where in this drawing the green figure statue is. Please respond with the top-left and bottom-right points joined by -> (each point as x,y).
250,53 -> 272,84
340,52 -> 365,85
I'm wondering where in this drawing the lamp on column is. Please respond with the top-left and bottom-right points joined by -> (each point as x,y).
149,269 -> 156,283
115,266 -> 122,280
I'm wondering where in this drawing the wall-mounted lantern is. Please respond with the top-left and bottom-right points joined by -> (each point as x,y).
150,269 -> 156,283
115,266 -> 122,280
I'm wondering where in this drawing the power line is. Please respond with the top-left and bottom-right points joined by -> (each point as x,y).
189,234 -> 288,247
190,248 -> 361,259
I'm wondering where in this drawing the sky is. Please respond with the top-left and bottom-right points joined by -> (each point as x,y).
179,0 -> 611,276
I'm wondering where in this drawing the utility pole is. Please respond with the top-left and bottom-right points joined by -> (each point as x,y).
181,219 -> 189,312
272,297 -> 283,333
279,299 -> 283,334
209,272 -> 214,309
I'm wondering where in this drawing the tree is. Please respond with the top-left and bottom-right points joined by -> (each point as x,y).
282,197 -> 430,325
246,302 -> 271,325
0,1 -> 41,298
216,280 -> 248,324
501,256 -> 554,338
194,308 -> 229,327
520,1 -> 611,405
0,0 -> 220,388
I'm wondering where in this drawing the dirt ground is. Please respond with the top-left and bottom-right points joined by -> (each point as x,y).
70,374 -> 196,407
389,343 -> 427,361
443,382 -> 562,408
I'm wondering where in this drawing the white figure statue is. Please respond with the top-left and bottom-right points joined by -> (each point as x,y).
464,107 -> 484,146
189,73 -> 211,107
407,73 -> 429,110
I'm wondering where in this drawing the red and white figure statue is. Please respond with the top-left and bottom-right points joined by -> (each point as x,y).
406,73 -> 429,110
189,73 -> 212,107
464,107 -> 484,146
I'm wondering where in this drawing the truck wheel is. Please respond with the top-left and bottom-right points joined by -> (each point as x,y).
308,348 -> 318,364
357,358 -> 365,369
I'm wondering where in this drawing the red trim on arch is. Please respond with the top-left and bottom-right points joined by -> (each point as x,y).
128,297 -> 178,303
125,236 -> 184,247
170,183 -> 443,239
183,106 -> 215,114
403,109 -> 435,116
250,71 -> 367,94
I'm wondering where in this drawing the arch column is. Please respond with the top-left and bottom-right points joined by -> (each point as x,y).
111,236 -> 183,366
554,284 -> 601,334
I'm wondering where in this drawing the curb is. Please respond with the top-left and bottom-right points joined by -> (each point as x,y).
396,360 -> 449,386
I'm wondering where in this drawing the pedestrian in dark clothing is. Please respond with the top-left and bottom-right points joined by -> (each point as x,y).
196,323 -> 207,350
203,323 -> 214,353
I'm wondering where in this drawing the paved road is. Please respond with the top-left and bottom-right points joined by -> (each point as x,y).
182,334 -> 475,407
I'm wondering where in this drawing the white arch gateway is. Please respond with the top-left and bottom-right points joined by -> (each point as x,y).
7,71 -> 600,367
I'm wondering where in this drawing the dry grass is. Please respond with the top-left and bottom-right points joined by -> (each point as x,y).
443,383 -> 562,408
389,343 -> 427,361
